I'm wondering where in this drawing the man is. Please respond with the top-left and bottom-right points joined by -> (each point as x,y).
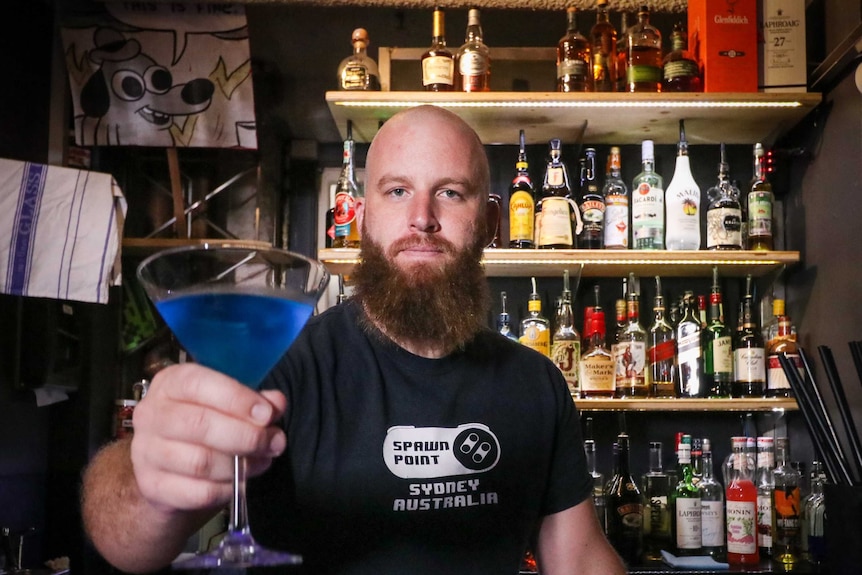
81,105 -> 625,575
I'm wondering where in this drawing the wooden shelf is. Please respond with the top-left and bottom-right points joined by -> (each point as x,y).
122,238 -> 273,257
574,397 -> 798,412
318,248 -> 800,278
326,91 -> 822,146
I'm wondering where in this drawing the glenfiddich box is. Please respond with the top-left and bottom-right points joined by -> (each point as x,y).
758,0 -> 807,91
688,0 -> 758,92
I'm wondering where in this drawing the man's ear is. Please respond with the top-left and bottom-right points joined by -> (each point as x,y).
355,197 -> 365,231
483,196 -> 501,248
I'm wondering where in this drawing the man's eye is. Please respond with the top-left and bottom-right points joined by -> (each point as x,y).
441,189 -> 462,199
390,188 -> 406,197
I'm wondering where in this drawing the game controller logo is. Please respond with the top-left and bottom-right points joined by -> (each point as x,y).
383,423 -> 500,479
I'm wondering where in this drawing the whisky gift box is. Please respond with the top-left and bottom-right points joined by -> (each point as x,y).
688,0 -> 759,92
758,0 -> 808,91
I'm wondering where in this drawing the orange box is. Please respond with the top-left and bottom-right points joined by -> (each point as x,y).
688,0 -> 758,92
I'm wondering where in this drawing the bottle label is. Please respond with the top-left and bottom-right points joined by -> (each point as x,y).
579,354 -> 615,393
706,206 -> 743,249
675,498 -> 702,549
726,500 -> 758,554
551,339 -> 580,394
678,331 -> 702,363
520,324 -> 550,357
734,347 -> 766,382
711,336 -> 733,373
341,64 -> 370,89
701,500 -> 725,547
333,191 -> 356,238
757,494 -> 773,548
459,51 -> 489,76
509,190 -> 535,243
614,341 -> 646,389
646,494 -> 669,535
774,486 -> 801,540
579,198 -> 605,237
627,64 -> 662,84
632,182 -> 664,249
649,339 -> 676,364
664,59 -> 699,81
536,197 -> 575,247
557,59 -> 589,79
422,56 -> 454,86
604,194 -> 629,248
666,176 -> 700,249
748,192 -> 773,237
767,352 -> 801,391
546,166 -> 564,187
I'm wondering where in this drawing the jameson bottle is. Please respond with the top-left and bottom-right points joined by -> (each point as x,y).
632,140 -> 665,250
615,273 -> 648,397
590,0 -> 618,92
755,436 -> 775,558
508,130 -> 535,249
337,28 -> 381,91
733,276 -> 766,397
726,436 -> 760,566
706,143 -> 743,250
331,126 -> 362,248
699,446 -> 726,559
606,432 -> 644,565
648,276 -> 677,397
578,147 -> 605,249
676,293 -> 704,397
456,8 -> 491,92
672,441 -> 702,556
624,5 -> 662,92
536,139 -> 581,249
603,147 -> 630,249
748,143 -> 775,250
703,267 -> 732,397
421,8 -> 455,91
552,269 -> 581,395
557,6 -> 593,92
642,441 -> 672,561
519,277 -> 550,357
772,437 -> 801,566
665,120 -> 701,250
496,291 -> 518,341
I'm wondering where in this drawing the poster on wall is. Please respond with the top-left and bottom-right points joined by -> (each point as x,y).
61,3 -> 257,149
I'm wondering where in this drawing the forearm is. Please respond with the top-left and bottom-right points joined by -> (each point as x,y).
81,438 -> 217,573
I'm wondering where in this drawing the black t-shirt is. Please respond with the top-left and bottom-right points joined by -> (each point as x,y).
250,299 -> 592,575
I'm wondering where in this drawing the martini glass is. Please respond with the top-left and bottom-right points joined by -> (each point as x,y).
136,243 -> 330,569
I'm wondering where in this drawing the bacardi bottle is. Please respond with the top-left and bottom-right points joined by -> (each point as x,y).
632,139 -> 664,250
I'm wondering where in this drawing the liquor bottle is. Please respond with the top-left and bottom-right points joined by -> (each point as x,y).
331,126 -> 362,248
615,274 -> 648,397
421,8 -> 455,91
456,8 -> 491,92
552,269 -> 581,395
802,461 -> 826,565
578,147 -> 605,249
615,11 -> 629,92
605,431 -> 644,565
584,417 -> 607,530
536,139 -> 581,249
699,446 -> 726,560
726,436 -> 760,566
519,277 -> 550,357
676,292 -> 704,398
767,311 -> 801,398
748,143 -> 775,250
624,5 -> 662,93
497,291 -> 518,341
337,28 -> 381,91
557,6 -> 593,92
672,440 -> 702,556
703,267 -> 732,397
763,297 -> 785,346
662,22 -> 702,92
665,120 -> 702,250
580,296 -> 615,398
508,130 -> 535,249
691,437 -> 704,485
772,437 -> 801,566
603,147 -> 629,249
706,143 -> 743,250
697,295 -> 708,328
755,436 -> 775,558
642,440 -> 672,561
733,276 -> 766,397
632,140 -> 664,250
590,0 -> 618,92
648,276 -> 677,398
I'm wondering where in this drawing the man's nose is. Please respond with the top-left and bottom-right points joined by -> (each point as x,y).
408,194 -> 441,233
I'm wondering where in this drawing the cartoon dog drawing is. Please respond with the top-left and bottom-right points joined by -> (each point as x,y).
76,27 -> 214,146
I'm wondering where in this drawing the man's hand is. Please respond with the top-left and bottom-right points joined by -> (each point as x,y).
130,362 -> 288,513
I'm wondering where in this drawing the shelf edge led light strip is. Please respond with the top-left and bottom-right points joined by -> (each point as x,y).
332,99 -> 805,109
322,256 -> 787,266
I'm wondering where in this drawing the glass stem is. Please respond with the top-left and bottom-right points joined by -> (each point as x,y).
229,455 -> 251,538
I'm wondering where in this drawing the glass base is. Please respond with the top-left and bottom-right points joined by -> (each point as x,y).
173,531 -> 302,570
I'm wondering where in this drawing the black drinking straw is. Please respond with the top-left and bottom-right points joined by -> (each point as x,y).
818,345 -> 862,483
781,352 -> 850,485
850,340 -> 862,386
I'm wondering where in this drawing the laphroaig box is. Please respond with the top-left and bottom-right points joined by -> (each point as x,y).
758,0 -> 807,91
688,0 -> 758,92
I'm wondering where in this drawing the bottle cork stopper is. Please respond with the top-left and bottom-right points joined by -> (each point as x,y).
352,28 -> 369,46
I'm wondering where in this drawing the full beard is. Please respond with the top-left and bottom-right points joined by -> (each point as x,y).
351,231 -> 491,352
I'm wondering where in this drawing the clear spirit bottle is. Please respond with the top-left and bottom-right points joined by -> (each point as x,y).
578,147 -> 604,249
590,0 -> 618,92
519,277 -> 550,357
421,8 -> 455,91
456,8 -> 491,92
331,126 -> 362,248
632,140 -> 664,249
603,146 -> 629,249
699,446 -> 726,560
624,5 -> 662,92
557,6 -> 593,92
337,28 -> 381,91
642,440 -> 672,560
496,291 -> 518,341
755,436 -> 775,558
703,267 -> 732,397
676,292 -> 704,397
648,276 -> 677,398
665,120 -> 701,250
508,129 -> 535,249
662,22 -> 702,92
706,143 -> 743,250
772,437 -> 801,566
552,269 -> 581,395
802,461 -> 827,565
748,143 -> 775,250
